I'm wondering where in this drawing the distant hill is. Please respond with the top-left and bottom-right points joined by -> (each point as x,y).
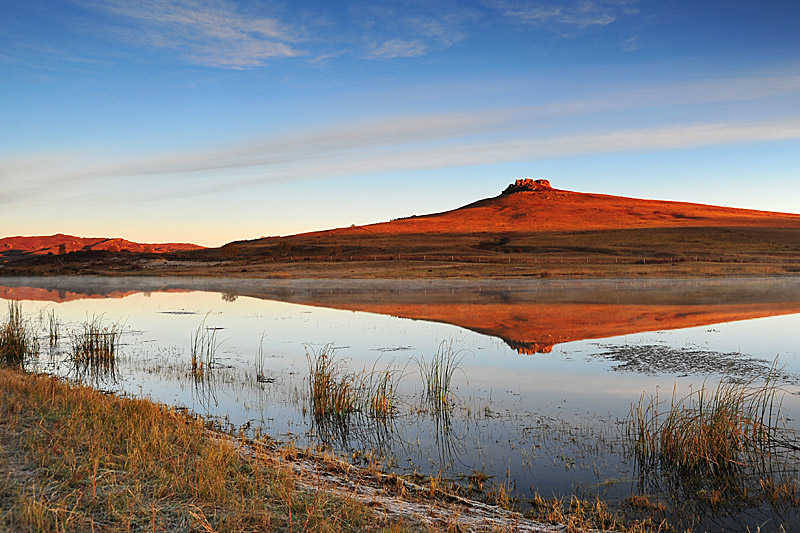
3,180 -> 800,278
301,178 -> 800,237
0,234 -> 203,259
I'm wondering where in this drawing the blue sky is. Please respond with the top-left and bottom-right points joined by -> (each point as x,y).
2,0 -> 799,246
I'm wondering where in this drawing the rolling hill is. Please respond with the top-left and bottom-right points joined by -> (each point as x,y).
3,179 -> 800,278
0,234 -> 203,260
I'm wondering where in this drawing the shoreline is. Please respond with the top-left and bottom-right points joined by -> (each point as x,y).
0,366 -> 634,532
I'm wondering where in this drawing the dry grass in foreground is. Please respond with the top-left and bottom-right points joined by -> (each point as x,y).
0,365 -> 684,533
0,367 -> 423,532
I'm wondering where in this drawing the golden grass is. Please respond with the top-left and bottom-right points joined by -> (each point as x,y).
70,315 -> 122,381
628,377 -> 789,476
0,367 -> 418,532
417,342 -> 465,415
306,345 -> 403,421
626,375 -> 800,509
0,301 -> 39,369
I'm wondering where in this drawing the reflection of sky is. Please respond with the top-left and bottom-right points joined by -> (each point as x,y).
5,289 -> 800,508
10,290 -> 800,401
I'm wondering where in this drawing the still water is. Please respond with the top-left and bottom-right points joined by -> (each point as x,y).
2,276 -> 800,531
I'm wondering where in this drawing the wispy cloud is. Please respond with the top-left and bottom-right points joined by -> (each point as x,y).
6,110 -> 800,207
493,0 -> 638,29
80,0 -> 305,68
5,68 -> 798,206
353,3 -> 480,59
366,38 -> 428,59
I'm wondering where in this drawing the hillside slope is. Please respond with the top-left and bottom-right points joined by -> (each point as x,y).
307,179 -> 800,237
0,234 -> 203,259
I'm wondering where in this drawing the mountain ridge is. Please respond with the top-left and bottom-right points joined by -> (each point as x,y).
0,234 -> 203,259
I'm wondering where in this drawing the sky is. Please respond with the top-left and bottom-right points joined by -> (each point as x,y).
2,0 -> 800,247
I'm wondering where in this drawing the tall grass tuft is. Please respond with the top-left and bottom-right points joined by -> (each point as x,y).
306,345 -> 404,420
627,373 -> 800,510
627,377 -> 790,476
417,341 -> 465,414
0,302 -> 39,368
47,308 -> 59,347
70,316 -> 122,381
362,358 -> 405,418
190,315 -> 220,379
307,344 -> 358,420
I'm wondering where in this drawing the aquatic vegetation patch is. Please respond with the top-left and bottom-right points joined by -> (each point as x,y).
416,341 -> 466,415
70,315 -> 122,382
306,344 -> 404,421
46,308 -> 60,347
0,301 -> 39,369
190,315 -> 221,378
594,343 -> 797,382
626,374 -> 800,525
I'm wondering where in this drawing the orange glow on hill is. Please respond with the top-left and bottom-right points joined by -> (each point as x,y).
311,182 -> 800,237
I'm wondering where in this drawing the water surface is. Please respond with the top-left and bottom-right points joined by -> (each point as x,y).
3,276 -> 800,531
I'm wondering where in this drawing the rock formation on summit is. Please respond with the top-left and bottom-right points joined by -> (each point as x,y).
502,179 -> 553,194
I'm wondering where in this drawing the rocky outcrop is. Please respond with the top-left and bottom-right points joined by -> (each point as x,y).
501,179 -> 553,195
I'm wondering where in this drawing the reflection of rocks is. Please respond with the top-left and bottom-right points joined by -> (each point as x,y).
593,344 -> 798,383
504,339 -> 554,355
501,178 -> 553,195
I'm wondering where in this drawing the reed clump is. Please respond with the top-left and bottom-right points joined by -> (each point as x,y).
627,377 -> 792,477
47,308 -> 60,346
306,345 -> 403,421
190,315 -> 220,378
70,316 -> 122,378
417,342 -> 465,414
0,302 -> 39,368
307,344 -> 358,420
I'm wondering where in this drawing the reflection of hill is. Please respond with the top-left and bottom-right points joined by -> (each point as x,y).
0,286 -> 190,303
306,301 -> 800,354
2,277 -> 800,353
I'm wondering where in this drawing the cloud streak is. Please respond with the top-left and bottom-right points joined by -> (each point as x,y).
6,112 -> 800,207
81,0 -> 305,67
494,0 -> 638,28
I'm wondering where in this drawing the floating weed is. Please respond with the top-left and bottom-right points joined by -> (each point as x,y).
0,301 -> 39,369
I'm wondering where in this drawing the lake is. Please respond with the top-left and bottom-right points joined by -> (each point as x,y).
2,276 -> 800,532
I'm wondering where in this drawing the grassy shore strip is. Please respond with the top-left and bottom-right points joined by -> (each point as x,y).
0,368 -> 564,532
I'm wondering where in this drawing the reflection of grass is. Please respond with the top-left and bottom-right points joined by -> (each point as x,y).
0,302 -> 39,369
